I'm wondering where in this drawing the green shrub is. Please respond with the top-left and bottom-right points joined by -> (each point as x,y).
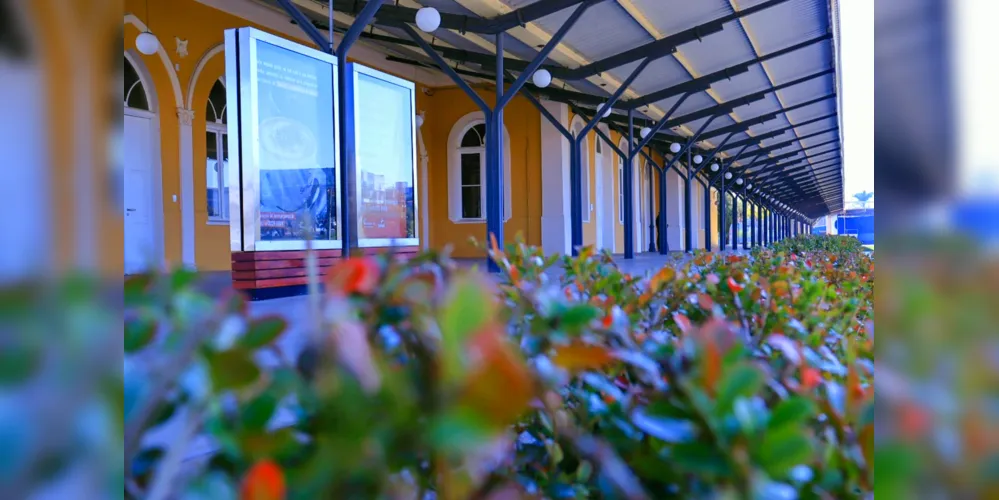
124,236 -> 873,499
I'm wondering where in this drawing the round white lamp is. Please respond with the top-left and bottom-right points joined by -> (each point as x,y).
736,178 -> 744,185
415,7 -> 441,32
640,127 -> 651,139
669,142 -> 681,153
532,69 -> 552,88
747,183 -> 753,190
710,163 -> 719,172
601,103 -> 612,118
693,154 -> 703,164
136,31 -> 159,55
724,172 -> 733,180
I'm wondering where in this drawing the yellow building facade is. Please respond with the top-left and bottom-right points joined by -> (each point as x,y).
115,0 -> 721,272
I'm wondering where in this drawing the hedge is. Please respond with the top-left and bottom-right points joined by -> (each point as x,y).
124,234 -> 874,499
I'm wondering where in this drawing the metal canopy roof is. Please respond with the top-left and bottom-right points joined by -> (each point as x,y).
260,0 -> 844,218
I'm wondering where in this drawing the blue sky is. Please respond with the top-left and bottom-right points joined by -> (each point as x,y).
840,0 -> 873,198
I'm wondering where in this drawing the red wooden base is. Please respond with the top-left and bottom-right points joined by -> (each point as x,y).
231,246 -> 420,291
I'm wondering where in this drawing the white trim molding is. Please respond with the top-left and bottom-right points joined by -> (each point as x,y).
446,111 -> 512,224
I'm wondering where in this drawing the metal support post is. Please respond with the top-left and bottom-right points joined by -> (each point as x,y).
624,109 -> 635,258
659,165 -> 669,255
485,33 -> 505,272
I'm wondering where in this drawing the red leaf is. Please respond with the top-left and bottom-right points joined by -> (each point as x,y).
326,257 -> 380,295
673,313 -> 693,334
241,460 -> 285,500
726,276 -> 745,293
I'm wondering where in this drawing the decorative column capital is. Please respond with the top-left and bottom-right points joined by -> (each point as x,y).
176,108 -> 195,126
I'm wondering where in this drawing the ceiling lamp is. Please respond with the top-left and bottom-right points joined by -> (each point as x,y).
640,127 -> 651,139
747,183 -> 753,189
736,178 -> 744,185
601,103 -> 612,118
532,69 -> 552,88
136,31 -> 159,55
416,7 -> 441,32
710,163 -> 719,172
693,154 -> 703,164
724,172 -> 733,180
669,143 -> 681,153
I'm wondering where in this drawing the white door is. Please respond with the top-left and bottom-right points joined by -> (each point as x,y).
124,113 -> 158,274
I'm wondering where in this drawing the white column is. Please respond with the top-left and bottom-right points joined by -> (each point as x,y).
178,108 -> 196,268
666,167 -> 684,251
540,101 -> 571,256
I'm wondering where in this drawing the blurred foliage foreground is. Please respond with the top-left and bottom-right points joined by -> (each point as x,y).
122,235 -> 875,499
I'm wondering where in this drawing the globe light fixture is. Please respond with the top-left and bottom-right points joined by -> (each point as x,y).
136,31 -> 159,55
416,7 -> 441,32
736,178 -> 744,185
747,183 -> 753,190
710,163 -> 719,172
693,154 -> 703,164
669,143 -> 681,154
532,69 -> 552,88
601,103 -> 612,118
640,127 -> 651,139
724,172 -> 733,180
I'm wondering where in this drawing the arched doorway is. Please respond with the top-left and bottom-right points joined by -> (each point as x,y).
123,52 -> 164,274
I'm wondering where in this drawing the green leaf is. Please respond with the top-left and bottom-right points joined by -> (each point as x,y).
768,397 -> 816,432
0,343 -> 39,385
758,427 -> 813,477
439,275 -> 493,380
124,274 -> 154,307
206,349 -> 260,391
125,312 -> 158,353
170,268 -> 200,292
240,392 -> 278,431
670,442 -> 733,477
715,363 -> 765,415
429,409 -> 494,454
240,316 -> 286,349
561,303 -> 600,332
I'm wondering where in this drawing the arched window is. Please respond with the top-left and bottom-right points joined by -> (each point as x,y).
570,116 -> 591,222
447,112 -> 512,223
458,123 -> 486,219
124,55 -> 150,111
205,79 -> 229,222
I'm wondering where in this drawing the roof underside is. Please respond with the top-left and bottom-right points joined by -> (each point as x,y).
261,0 -> 844,218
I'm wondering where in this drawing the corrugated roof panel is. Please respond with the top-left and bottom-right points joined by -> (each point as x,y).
701,63 -> 772,103
763,40 -> 832,83
611,57 -> 693,97
784,100 -> 837,123
792,116 -> 838,136
737,0 -> 829,55
799,130 -> 839,148
673,22 -> 758,74
533,2 -> 651,61
776,76 -> 834,108
634,0 -> 733,35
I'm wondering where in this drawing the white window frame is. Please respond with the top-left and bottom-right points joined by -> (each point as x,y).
570,115 -> 591,222
458,132 -> 485,220
447,112 -> 512,224
206,123 -> 229,223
